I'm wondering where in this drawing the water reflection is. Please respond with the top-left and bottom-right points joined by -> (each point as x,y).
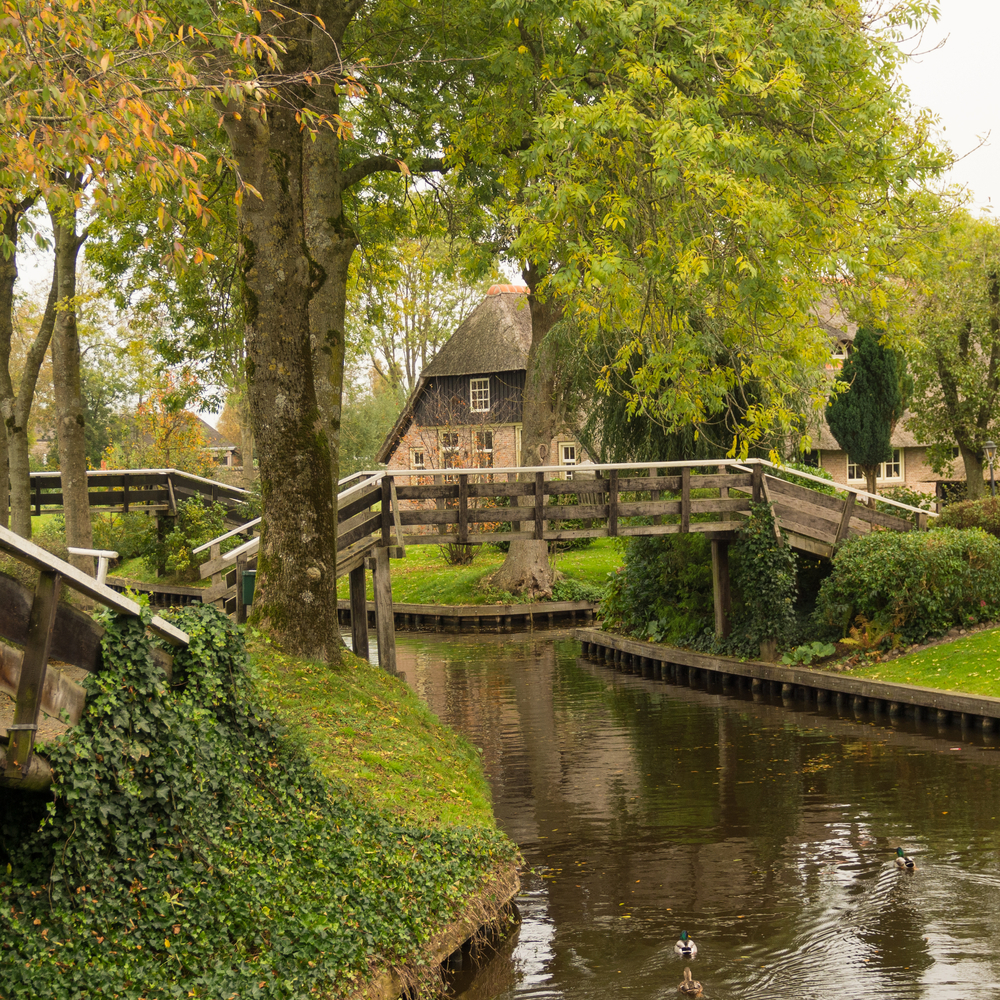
397,632 -> 1000,999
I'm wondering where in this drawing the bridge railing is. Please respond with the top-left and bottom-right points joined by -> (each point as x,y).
0,524 -> 189,791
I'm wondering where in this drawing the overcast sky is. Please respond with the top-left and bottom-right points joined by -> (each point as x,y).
900,0 -> 1000,212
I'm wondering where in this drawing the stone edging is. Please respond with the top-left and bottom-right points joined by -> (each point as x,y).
575,628 -> 1000,729
344,862 -> 521,1000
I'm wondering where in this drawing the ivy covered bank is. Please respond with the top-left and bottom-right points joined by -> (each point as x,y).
0,606 -> 518,999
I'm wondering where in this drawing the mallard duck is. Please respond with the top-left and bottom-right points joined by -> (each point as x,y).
895,847 -> 917,871
678,967 -> 703,997
674,931 -> 697,957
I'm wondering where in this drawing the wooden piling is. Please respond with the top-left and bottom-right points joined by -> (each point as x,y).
371,546 -> 397,674
349,564 -> 370,661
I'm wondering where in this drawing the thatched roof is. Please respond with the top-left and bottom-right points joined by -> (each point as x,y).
812,295 -> 857,347
813,412 -> 922,451
422,286 -> 531,377
376,286 -> 532,464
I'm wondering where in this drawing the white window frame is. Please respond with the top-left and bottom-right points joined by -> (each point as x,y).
409,447 -> 425,471
559,441 -> 578,479
474,430 -> 493,469
848,448 -> 903,483
831,342 -> 849,361
470,377 -> 490,413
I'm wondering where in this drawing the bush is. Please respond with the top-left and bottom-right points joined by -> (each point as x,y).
814,527 -> 1000,646
876,485 -> 937,526
601,533 -> 715,643
551,578 -> 605,602
936,495 -> 1000,540
149,495 -> 235,581
91,510 -> 158,562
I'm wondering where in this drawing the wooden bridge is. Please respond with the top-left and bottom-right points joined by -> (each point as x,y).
195,458 -> 934,666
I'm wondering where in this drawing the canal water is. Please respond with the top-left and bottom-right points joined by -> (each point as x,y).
396,631 -> 1000,1000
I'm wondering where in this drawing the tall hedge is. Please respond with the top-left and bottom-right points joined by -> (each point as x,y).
815,528 -> 1000,645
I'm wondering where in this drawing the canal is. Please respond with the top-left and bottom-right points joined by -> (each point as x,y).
396,631 -> 1000,1000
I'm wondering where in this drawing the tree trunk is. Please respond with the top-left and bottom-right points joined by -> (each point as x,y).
961,444 -> 986,499
864,465 -> 877,509
486,263 -> 561,597
223,100 -> 343,663
49,205 -> 94,573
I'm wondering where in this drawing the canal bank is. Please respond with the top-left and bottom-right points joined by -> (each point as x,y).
575,627 -> 1000,733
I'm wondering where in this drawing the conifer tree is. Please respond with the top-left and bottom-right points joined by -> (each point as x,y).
825,327 -> 905,502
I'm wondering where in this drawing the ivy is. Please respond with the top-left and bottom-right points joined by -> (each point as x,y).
0,604 -> 515,999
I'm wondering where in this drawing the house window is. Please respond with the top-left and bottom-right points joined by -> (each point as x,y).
801,449 -> 820,469
410,448 -> 425,471
474,431 -> 493,468
441,432 -> 460,467
848,449 -> 903,483
470,377 -> 490,413
831,342 -> 849,361
560,442 -> 577,479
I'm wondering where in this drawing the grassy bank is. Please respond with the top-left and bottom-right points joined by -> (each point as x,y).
1,607 -> 517,1000
832,626 -> 1000,697
337,538 -> 620,605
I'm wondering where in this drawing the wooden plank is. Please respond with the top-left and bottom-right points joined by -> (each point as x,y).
336,511 -> 382,550
337,487 -> 383,523
380,476 -> 392,545
772,507 -> 840,544
783,531 -> 834,558
0,525 -> 188,647
711,539 -> 731,638
394,483 -> 461,501
7,570 -> 60,774
649,466 -> 662,526
86,489 -> 169,506
619,521 -> 740,537
235,553 -> 248,625
835,490 -> 857,544
681,467 -> 691,532
545,479 -> 609,497
763,475 -> 845,514
458,474 -> 469,544
389,479 -> 406,553
752,464 -> 763,503
371,546 -> 396,674
849,504 -> 913,531
534,472 -> 544,540
608,470 -> 619,536
764,489 -> 843,527
349,564 -> 369,661
615,475 -> 681,492
465,481 -> 539,499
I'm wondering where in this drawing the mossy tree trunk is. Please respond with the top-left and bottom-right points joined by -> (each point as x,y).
486,263 -> 561,598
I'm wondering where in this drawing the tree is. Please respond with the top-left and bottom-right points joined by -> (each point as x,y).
459,0 -> 944,594
906,213 -> 1000,498
825,327 -> 905,501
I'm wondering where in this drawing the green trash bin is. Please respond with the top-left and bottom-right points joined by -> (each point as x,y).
241,569 -> 256,605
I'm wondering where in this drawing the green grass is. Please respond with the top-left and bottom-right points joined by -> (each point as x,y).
337,537 -> 622,605
247,632 -> 498,829
835,626 -> 1000,697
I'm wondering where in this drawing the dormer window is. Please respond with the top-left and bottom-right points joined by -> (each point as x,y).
470,377 -> 490,412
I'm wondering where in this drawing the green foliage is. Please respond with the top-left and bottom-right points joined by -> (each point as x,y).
877,485 -> 938,525
815,528 -> 1000,646
771,462 -> 838,497
550,578 -> 605,603
0,605 -> 515,998
781,641 -> 837,666
936,496 -> 1000,540
601,534 -> 715,644
340,385 -> 407,477
825,327 -> 905,490
724,502 -> 799,657
150,495 -> 233,581
91,511 -> 158,562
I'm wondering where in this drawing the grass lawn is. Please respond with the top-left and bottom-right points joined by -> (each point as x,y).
336,536 -> 623,605
247,632 -> 498,828
835,626 -> 1000,697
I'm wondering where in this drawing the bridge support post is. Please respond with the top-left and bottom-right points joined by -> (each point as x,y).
371,546 -> 397,675
711,538 -> 731,638
349,564 -> 370,662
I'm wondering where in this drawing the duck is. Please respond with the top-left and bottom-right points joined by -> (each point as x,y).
895,847 -> 917,871
678,966 -> 703,997
674,930 -> 697,957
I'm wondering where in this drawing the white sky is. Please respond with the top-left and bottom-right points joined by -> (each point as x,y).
900,0 -> 1000,212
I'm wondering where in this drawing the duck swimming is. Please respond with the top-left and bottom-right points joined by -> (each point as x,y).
678,966 -> 703,997
895,847 -> 916,871
674,931 -> 697,957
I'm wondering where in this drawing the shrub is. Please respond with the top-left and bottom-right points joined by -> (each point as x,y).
91,510 -> 158,562
876,485 -> 937,526
551,578 -> 605,603
936,495 -> 1000,540
149,495 -> 234,581
601,533 -> 715,643
815,527 -> 1000,646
